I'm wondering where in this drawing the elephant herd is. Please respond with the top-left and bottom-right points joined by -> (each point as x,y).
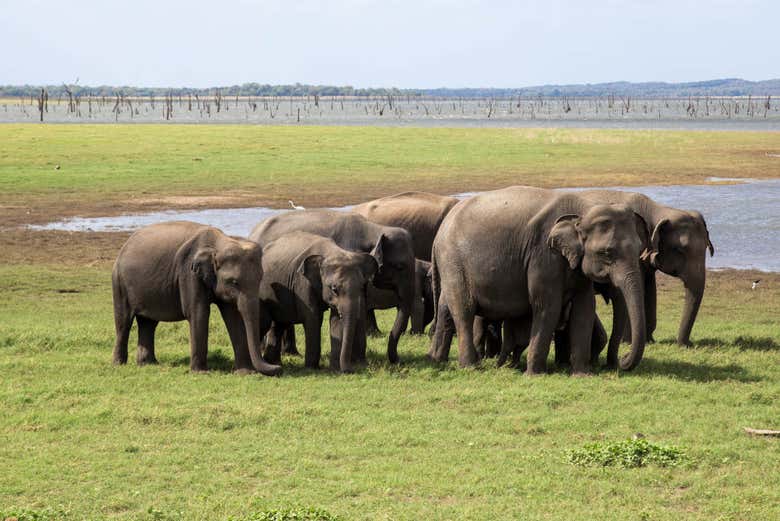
111,187 -> 713,376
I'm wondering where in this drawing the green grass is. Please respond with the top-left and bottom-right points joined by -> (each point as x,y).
1,265 -> 779,520
2,125 -> 779,519
1,125 -> 778,217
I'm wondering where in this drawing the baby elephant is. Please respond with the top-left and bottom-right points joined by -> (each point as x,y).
111,221 -> 281,376
258,232 -> 378,372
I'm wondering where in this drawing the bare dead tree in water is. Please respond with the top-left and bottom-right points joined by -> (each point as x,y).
63,84 -> 75,113
37,88 -> 46,122
765,96 -> 771,118
215,89 -> 222,112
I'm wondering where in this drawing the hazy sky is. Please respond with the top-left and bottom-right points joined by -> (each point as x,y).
2,0 -> 777,88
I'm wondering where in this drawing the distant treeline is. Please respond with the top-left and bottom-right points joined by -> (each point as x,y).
2,78 -> 779,98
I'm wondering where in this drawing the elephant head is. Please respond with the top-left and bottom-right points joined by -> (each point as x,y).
191,234 -> 280,375
299,251 -> 378,372
548,204 -> 649,371
369,228 -> 416,362
644,210 -> 714,346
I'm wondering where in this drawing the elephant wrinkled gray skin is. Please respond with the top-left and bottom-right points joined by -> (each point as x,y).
256,232 -> 377,373
577,190 -> 714,347
250,210 -> 415,363
429,186 -> 649,374
111,221 -> 281,376
367,259 -> 433,335
352,191 -> 460,261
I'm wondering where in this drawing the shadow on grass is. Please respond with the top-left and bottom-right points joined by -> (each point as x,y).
696,336 -> 779,351
631,357 -> 760,383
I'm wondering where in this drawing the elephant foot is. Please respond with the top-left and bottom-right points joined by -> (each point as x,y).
136,356 -> 158,366
112,357 -> 128,366
571,370 -> 591,378
647,334 -> 656,344
257,363 -> 283,377
190,368 -> 209,374
234,367 -> 255,376
677,339 -> 693,348
602,361 -> 618,371
524,368 -> 546,376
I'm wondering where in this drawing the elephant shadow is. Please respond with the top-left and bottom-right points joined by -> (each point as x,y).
692,336 -> 779,351
629,357 -> 760,383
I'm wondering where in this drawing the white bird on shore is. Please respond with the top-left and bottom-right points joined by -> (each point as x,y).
751,279 -> 761,290
289,200 -> 305,211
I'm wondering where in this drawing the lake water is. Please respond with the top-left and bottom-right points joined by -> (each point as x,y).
31,179 -> 780,272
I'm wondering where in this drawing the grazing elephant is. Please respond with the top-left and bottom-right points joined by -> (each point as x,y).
429,187 -> 649,374
577,190 -> 714,346
352,191 -> 460,261
257,232 -> 377,373
250,210 -> 415,363
367,259 -> 433,335
111,221 -> 281,376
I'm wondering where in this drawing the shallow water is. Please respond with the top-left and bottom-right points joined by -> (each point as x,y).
31,179 -> 780,271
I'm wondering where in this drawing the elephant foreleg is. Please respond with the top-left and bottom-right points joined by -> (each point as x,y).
188,303 -> 210,372
567,290 -> 596,375
303,315 -> 323,369
525,296 -> 561,376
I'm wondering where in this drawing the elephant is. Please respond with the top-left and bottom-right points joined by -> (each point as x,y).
577,190 -> 714,346
367,259 -> 433,335
256,232 -> 377,373
351,191 -> 460,261
428,186 -> 649,375
111,221 -> 281,376
250,209 -> 416,364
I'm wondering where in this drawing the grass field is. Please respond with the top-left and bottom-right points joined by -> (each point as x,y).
1,125 -> 779,520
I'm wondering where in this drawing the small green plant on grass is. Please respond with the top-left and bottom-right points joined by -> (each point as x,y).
567,438 -> 688,468
229,507 -> 341,521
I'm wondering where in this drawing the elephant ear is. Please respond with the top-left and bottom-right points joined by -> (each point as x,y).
547,214 -> 583,270
298,254 -> 324,288
191,248 -> 217,290
689,211 -> 715,257
650,218 -> 669,253
370,234 -> 389,269
358,253 -> 379,281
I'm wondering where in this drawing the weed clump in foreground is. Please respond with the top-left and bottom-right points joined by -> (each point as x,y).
567,438 -> 687,468
230,507 -> 341,521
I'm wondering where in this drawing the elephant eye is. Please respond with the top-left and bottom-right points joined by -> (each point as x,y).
597,249 -> 613,260
226,278 -> 239,286
330,284 -> 339,295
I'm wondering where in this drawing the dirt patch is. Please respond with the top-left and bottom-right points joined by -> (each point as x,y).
0,229 -> 128,266
131,194 -> 253,206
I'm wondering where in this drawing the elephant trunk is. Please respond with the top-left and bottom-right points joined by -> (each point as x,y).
238,295 -> 282,376
677,267 -> 705,347
339,304 -> 360,373
613,269 -> 646,371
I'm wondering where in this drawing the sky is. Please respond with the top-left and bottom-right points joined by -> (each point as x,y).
1,0 -> 778,89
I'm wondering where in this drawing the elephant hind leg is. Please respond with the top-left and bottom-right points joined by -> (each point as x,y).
112,283 -> 133,365
428,294 -> 454,362
136,316 -> 159,365
365,309 -> 382,337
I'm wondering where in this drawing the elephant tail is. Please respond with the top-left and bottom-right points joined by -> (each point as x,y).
430,248 -> 441,335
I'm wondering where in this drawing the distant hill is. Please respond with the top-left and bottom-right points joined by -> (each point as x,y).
2,78 -> 778,98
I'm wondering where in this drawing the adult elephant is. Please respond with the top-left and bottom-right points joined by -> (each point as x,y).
257,232 -> 377,373
577,190 -> 714,346
352,191 -> 460,261
250,210 -> 415,364
429,187 -> 649,374
111,221 -> 281,376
